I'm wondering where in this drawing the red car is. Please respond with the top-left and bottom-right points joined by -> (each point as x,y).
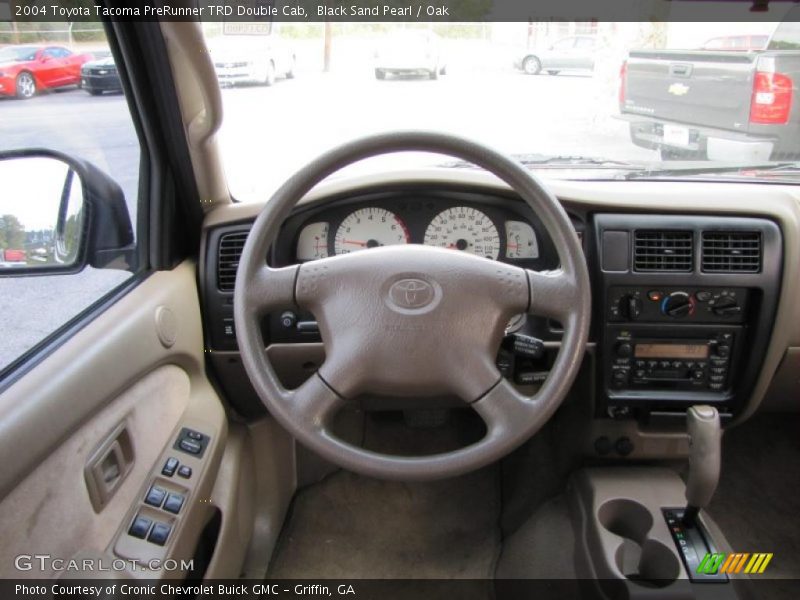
0,45 -> 94,99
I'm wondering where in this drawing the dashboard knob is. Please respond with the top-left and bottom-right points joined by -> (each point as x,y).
616,342 -> 633,358
619,295 -> 643,320
279,311 -> 297,329
662,293 -> 694,318
712,296 -> 741,317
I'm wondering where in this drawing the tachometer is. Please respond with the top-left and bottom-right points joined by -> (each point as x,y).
334,207 -> 409,254
424,206 -> 500,260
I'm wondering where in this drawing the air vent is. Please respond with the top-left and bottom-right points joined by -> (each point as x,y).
217,231 -> 249,292
634,230 -> 693,272
702,231 -> 761,273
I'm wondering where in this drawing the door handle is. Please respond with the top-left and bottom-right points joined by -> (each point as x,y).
84,421 -> 134,513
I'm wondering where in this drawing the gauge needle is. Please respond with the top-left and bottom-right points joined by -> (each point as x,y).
507,243 -> 519,249
342,239 -> 368,247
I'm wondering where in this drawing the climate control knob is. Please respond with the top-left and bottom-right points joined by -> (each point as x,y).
712,296 -> 741,317
661,292 -> 694,318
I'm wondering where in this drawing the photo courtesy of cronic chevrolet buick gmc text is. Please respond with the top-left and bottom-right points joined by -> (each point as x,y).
0,5 -> 799,600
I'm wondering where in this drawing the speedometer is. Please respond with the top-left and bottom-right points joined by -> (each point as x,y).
424,206 -> 500,260
334,207 -> 409,255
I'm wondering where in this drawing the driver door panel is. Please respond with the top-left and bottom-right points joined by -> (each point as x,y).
0,262 -> 229,580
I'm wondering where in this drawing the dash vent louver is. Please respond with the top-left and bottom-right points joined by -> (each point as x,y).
633,230 -> 693,272
217,231 -> 249,292
702,231 -> 761,273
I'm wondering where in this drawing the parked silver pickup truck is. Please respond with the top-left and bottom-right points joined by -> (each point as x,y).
620,16 -> 800,161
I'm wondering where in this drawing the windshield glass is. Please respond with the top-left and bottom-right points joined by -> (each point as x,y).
202,17 -> 800,201
0,46 -> 39,62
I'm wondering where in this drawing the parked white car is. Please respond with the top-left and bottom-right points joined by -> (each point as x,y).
209,36 -> 296,87
374,30 -> 446,80
514,35 -> 599,75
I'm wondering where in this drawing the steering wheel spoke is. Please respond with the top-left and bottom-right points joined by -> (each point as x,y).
246,264 -> 299,314
526,267 -> 580,321
472,378 -> 540,440
283,373 -> 345,433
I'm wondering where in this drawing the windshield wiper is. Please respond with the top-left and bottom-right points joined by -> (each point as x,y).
621,161 -> 800,180
443,153 -> 644,170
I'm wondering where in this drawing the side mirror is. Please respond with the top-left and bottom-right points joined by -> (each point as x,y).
0,150 -> 134,277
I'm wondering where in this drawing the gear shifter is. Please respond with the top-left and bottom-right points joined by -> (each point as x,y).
682,405 -> 721,527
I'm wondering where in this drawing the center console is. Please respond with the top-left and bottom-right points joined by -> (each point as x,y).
593,214 -> 782,420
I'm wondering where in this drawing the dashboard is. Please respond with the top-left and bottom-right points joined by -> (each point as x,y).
200,174 -> 796,451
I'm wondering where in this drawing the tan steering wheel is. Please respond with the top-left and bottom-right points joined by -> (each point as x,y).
234,131 -> 591,481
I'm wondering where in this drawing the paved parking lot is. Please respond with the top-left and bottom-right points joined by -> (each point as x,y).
0,66 -> 655,370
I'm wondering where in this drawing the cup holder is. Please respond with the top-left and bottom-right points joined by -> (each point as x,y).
598,499 -> 680,587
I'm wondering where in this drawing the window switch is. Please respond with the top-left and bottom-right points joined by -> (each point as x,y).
163,493 -> 185,514
177,465 -> 192,479
186,429 -> 203,441
148,522 -> 171,546
144,485 -> 167,508
128,516 -> 152,539
161,457 -> 179,477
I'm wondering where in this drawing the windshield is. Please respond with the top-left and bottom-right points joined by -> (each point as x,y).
0,46 -> 39,62
202,18 -> 800,201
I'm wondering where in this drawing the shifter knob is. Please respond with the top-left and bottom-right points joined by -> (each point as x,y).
684,405 -> 721,525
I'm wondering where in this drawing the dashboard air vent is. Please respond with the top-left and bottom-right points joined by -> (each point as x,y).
633,230 -> 693,272
217,231 -> 249,292
702,231 -> 761,273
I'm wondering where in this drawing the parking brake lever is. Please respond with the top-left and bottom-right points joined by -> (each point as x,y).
683,405 -> 721,527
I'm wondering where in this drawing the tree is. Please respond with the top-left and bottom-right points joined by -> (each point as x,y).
0,214 -> 26,250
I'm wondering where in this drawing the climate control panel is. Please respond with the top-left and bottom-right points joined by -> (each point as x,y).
607,286 -> 748,324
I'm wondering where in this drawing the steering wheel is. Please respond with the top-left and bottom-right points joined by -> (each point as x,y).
234,132 -> 590,481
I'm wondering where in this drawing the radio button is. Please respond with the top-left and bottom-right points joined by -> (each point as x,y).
648,361 -> 658,369
635,369 -> 646,379
709,382 -> 724,391
672,361 -> 683,369
660,360 -> 671,369
635,360 -> 646,368
616,342 -> 633,358
710,375 -> 726,383
715,345 -> 731,358
692,370 -> 705,380
711,358 -> 728,368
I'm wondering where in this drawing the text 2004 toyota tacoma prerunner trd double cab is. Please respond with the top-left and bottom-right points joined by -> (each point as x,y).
621,13 -> 800,161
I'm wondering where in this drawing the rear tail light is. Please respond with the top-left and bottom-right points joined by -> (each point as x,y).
619,60 -> 627,109
750,71 -> 793,124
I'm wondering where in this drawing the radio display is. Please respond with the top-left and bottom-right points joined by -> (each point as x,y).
634,343 -> 709,359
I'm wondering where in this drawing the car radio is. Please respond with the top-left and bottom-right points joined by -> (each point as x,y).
605,327 -> 736,394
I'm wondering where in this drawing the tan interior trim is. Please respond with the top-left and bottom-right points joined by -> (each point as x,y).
0,366 -> 191,578
0,261 -> 208,501
159,21 -> 229,207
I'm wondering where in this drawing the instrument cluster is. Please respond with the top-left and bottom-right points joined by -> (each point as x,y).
295,202 -> 541,263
